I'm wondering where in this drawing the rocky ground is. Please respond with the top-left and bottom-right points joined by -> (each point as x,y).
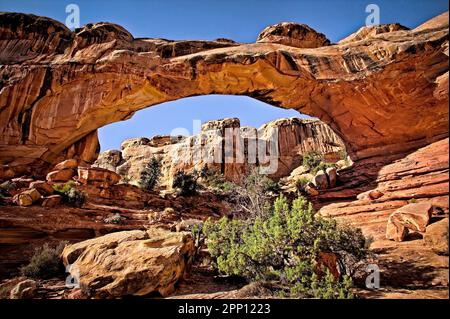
0,138 -> 447,299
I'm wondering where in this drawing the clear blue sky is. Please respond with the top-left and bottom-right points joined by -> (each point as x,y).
1,0 -> 447,150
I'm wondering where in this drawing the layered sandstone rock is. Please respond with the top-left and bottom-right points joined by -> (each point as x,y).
94,117 -> 344,187
53,159 -> 78,170
0,11 -> 448,299
77,167 -> 121,188
257,22 -> 330,48
0,12 -> 448,177
28,180 -> 53,196
46,169 -> 74,182
338,23 -> 409,44
62,228 -> 194,298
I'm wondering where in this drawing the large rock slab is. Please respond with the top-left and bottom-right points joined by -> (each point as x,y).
386,203 -> 433,241
62,229 -> 195,298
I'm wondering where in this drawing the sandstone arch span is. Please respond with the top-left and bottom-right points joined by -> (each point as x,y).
0,12 -> 448,177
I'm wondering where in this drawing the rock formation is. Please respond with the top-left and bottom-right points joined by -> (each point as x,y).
386,202 -> 432,242
0,11 -> 448,299
61,229 -> 194,298
0,12 -> 448,178
94,117 -> 344,187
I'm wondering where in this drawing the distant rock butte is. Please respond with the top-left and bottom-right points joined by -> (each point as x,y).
94,117 -> 345,187
0,12 -> 448,178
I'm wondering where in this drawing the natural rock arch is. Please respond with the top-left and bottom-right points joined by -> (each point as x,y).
0,12 -> 448,177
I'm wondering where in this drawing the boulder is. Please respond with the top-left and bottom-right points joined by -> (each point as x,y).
29,180 -> 54,196
394,203 -> 433,232
10,279 -> 37,299
257,22 -> 330,48
54,159 -> 78,170
42,194 -> 62,208
326,167 -> 337,188
13,188 -> 42,206
313,170 -> 329,190
386,214 -> 409,242
46,169 -> 75,182
77,167 -> 121,187
357,189 -> 384,201
305,183 -> 319,196
61,228 -> 195,298
335,159 -> 352,169
424,218 -> 448,255
386,203 -> 433,241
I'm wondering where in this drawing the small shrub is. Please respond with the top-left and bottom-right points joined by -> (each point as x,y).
408,198 -> 418,204
66,188 -> 86,207
216,180 -> 236,192
53,181 -> 86,207
203,195 -> 368,299
52,180 -> 76,193
172,170 -> 199,196
232,168 -> 279,218
207,175 -> 237,193
139,157 -> 162,191
302,151 -> 322,170
295,176 -> 310,191
311,162 -> 336,175
302,151 -> 338,175
20,242 -> 67,279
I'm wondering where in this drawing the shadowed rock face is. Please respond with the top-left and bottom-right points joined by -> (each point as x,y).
0,12 -> 448,177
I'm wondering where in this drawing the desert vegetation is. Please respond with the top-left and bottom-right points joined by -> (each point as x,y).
302,151 -> 336,175
20,242 -> 67,279
139,157 -> 162,191
202,169 -> 369,299
52,181 -> 86,208
172,168 -> 207,196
